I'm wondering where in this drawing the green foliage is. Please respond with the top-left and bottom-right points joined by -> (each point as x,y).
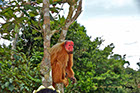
1,20 -> 140,92
124,67 -> 140,93
0,47 -> 42,92
0,0 -> 42,40
16,25 -> 43,57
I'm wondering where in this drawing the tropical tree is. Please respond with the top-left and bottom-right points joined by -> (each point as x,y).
0,0 -> 82,92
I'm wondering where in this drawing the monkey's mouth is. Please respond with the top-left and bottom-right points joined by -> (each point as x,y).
68,51 -> 73,54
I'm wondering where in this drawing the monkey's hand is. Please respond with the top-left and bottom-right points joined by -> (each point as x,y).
70,76 -> 76,84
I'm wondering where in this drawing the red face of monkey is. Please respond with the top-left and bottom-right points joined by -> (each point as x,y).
64,41 -> 74,54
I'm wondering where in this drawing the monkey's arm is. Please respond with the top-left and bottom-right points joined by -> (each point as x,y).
66,54 -> 74,78
66,54 -> 76,84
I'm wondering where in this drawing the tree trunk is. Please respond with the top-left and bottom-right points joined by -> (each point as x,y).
56,84 -> 64,93
40,0 -> 52,88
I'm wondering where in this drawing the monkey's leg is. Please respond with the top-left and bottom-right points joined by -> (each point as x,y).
52,63 -> 69,87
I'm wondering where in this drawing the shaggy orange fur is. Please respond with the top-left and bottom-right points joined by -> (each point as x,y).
50,41 -> 75,88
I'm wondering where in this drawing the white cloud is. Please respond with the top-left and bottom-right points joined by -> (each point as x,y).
77,15 -> 140,70
85,0 -> 134,8
107,0 -> 134,7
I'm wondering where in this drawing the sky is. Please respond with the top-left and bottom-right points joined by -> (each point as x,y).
76,0 -> 140,70
0,0 -> 140,70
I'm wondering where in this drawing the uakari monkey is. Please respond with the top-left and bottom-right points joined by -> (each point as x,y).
50,40 -> 76,88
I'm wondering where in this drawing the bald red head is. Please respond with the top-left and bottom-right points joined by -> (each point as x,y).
64,41 -> 74,54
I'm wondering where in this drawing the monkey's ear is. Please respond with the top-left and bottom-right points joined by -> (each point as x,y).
64,40 -> 67,45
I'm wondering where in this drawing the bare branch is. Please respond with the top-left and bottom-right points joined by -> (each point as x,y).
54,3 -> 64,18
65,5 -> 75,23
31,25 -> 42,33
70,0 -> 82,23
64,0 -> 82,28
51,29 -> 60,36
58,0 -> 82,42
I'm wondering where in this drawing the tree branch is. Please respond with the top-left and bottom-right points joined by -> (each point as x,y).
70,0 -> 82,23
31,25 -> 42,33
51,29 -> 60,36
58,0 -> 82,42
54,3 -> 64,18
65,5 -> 75,23
66,0 -> 82,27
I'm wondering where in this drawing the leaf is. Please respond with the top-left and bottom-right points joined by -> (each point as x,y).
37,0 -> 43,3
27,74 -> 41,82
32,29 -> 38,34
2,22 -> 13,33
60,16 -> 65,24
1,7 -> 11,14
5,82 -> 9,87
24,5 -> 38,14
29,12 -> 36,17
9,85 -> 14,91
50,7 -> 59,13
25,86 -> 29,91
14,24 -> 19,33
9,78 -> 13,83
16,17 -> 28,23
34,36 -> 42,40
